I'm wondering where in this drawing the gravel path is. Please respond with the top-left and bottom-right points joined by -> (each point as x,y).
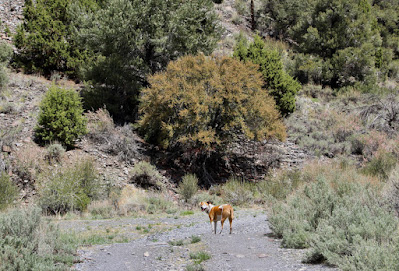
62,210 -> 337,271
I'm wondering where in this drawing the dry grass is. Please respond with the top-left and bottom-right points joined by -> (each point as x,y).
12,143 -> 46,181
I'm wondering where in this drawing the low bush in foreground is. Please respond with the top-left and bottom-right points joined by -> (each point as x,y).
0,207 -> 76,271
269,163 -> 399,270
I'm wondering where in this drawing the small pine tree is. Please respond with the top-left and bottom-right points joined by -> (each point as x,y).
34,85 -> 87,148
13,0 -> 98,76
234,35 -> 301,116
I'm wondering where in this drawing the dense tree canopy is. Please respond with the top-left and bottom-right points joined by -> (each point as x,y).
14,0 -> 99,76
234,35 -> 300,116
74,0 -> 222,122
258,0 -> 399,87
138,54 -> 286,152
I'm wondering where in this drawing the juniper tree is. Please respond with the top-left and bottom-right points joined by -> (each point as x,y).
74,0 -> 222,122
234,35 -> 300,116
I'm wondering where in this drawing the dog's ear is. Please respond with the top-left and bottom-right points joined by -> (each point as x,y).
207,201 -> 212,205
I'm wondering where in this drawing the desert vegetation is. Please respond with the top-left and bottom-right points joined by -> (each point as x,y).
1,0 -> 399,270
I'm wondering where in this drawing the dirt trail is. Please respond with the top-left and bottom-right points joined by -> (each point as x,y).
63,210 -> 337,271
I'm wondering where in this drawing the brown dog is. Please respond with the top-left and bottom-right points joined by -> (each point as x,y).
200,201 -> 234,234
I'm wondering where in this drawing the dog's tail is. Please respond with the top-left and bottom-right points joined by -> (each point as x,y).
230,205 -> 234,220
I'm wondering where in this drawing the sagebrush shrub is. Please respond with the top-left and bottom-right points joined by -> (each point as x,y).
34,85 -> 87,148
130,161 -> 163,190
178,174 -> 199,202
0,172 -> 18,210
362,151 -> 397,181
221,177 -> 256,206
269,164 -> 399,270
38,158 -> 100,214
307,187 -> 398,268
0,207 -> 76,270
46,142 -> 65,163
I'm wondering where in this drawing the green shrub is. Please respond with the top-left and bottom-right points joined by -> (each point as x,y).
221,177 -> 256,206
13,0 -> 97,76
0,42 -> 12,89
306,187 -> 398,269
169,239 -> 184,246
288,53 -> 324,85
189,251 -> 211,264
145,193 -> 176,214
178,174 -> 199,202
330,45 -> 377,88
130,161 -> 163,190
34,85 -> 87,148
234,35 -> 301,116
75,0 -> 222,122
87,200 -> 115,219
0,207 -> 76,271
191,235 -> 201,244
46,143 -> 65,163
233,0 -> 248,16
192,191 -> 223,205
138,54 -> 286,151
0,172 -> 18,210
258,170 -> 304,200
362,152 -> 397,181
270,165 -> 399,270
38,158 -> 100,214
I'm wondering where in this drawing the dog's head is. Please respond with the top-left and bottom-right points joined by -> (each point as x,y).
199,201 -> 212,213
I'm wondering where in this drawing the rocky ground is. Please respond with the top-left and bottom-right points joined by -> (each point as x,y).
59,209 -> 337,271
0,0 -> 23,42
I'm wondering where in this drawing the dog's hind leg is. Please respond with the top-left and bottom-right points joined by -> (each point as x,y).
229,216 -> 233,234
220,217 -> 226,234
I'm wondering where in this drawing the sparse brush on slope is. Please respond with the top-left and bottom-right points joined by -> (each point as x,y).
0,172 -> 18,211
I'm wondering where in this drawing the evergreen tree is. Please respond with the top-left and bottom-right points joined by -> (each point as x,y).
13,0 -> 99,76
234,35 -> 300,116
75,0 -> 222,122
35,85 -> 87,148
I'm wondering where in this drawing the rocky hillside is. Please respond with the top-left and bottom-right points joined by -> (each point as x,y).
0,0 -> 313,204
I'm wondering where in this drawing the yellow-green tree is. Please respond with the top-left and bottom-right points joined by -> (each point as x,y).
138,54 -> 286,152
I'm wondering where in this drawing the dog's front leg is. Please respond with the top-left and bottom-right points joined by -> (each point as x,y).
213,221 -> 217,234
